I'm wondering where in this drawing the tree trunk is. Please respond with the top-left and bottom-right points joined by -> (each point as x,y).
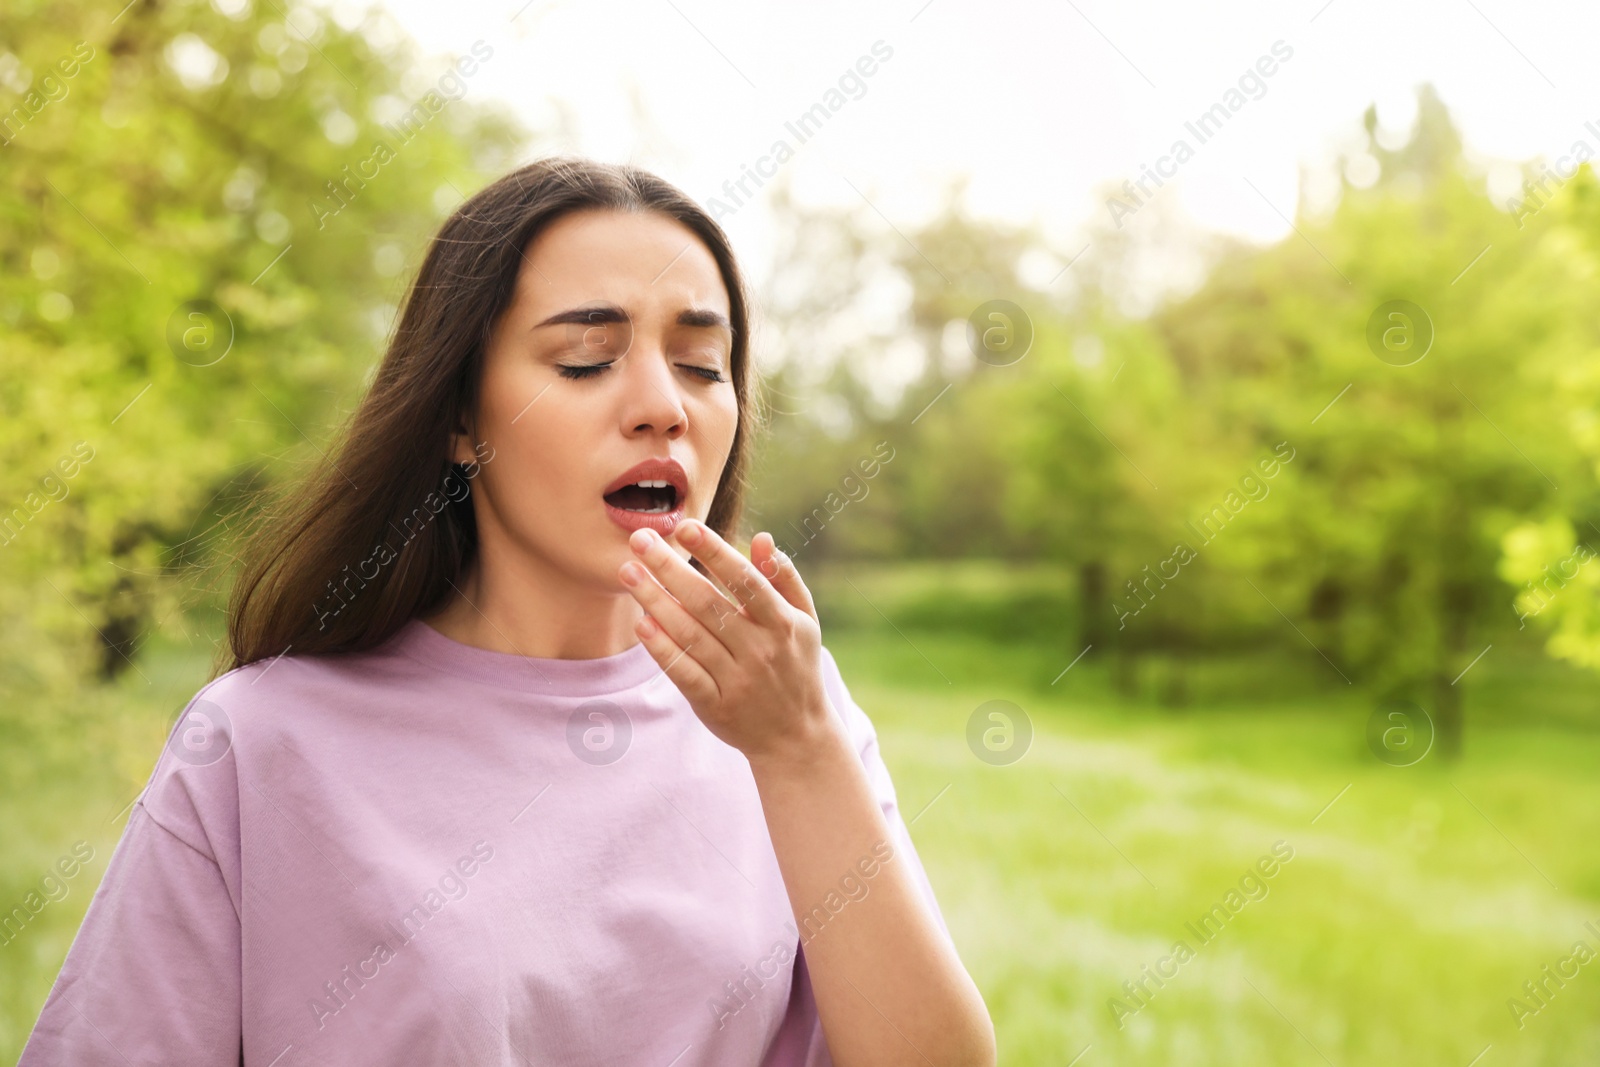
1433,575 -> 1474,761
1160,651 -> 1190,708
98,610 -> 142,680
1113,644 -> 1138,698
1078,560 -> 1107,651
1433,669 -> 1461,760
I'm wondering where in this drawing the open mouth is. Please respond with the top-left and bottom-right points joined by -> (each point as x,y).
603,480 -> 679,514
602,458 -> 690,533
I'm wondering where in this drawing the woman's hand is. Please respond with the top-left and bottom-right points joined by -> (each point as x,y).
622,521 -> 997,1065
618,520 -> 834,765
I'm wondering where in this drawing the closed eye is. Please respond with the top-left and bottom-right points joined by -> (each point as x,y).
556,362 -> 613,380
556,361 -> 725,382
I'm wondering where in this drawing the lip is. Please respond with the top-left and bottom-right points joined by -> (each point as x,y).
602,457 -> 689,535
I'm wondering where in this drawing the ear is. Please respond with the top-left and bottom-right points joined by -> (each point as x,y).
448,416 -> 478,467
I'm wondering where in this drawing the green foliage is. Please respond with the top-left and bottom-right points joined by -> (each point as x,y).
752,87 -> 1600,750
1144,91 -> 1597,741
0,0 -> 525,687
1500,516 -> 1600,668
807,559 -> 1079,645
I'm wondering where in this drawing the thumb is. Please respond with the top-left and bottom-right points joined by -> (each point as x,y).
752,532 -> 815,619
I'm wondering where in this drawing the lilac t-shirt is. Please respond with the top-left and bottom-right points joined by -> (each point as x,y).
19,618 -> 950,1066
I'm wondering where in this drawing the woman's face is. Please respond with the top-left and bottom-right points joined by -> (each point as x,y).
456,208 -> 739,592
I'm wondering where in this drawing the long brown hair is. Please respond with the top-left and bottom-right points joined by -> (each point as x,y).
223,157 -> 757,672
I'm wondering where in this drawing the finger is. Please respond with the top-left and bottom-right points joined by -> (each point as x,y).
633,612 -> 720,704
751,533 -> 816,619
619,560 -> 736,673
629,528 -> 749,639
672,519 -> 788,626
692,551 -> 743,603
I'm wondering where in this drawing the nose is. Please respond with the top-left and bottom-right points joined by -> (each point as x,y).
619,346 -> 688,440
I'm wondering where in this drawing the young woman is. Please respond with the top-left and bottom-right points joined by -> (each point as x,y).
20,158 -> 994,1066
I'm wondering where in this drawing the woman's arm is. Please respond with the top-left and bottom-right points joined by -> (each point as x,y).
749,718 -> 994,1066
619,521 -> 996,1067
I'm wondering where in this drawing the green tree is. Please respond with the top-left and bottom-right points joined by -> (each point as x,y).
1154,87 -> 1599,753
0,0 -> 525,690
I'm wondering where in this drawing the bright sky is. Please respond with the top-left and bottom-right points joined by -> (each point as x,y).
365,0 -> 1597,289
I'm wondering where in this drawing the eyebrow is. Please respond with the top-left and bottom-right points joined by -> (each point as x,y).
676,307 -> 732,331
532,303 -> 732,332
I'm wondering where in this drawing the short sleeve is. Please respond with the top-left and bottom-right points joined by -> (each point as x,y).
816,645 -> 953,943
18,715 -> 243,1065
764,646 -> 960,1062
763,647 -> 960,1067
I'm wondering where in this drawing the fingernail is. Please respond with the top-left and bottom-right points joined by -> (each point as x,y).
630,528 -> 653,554
620,562 -> 641,586
677,520 -> 703,546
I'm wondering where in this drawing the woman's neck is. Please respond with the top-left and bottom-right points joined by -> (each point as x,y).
420,543 -> 644,661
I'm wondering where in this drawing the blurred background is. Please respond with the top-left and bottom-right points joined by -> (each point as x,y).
5,0 -> 1600,1062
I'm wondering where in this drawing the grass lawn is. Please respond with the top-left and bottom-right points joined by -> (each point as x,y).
3,617 -> 1598,1065
829,629 -> 1600,1066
